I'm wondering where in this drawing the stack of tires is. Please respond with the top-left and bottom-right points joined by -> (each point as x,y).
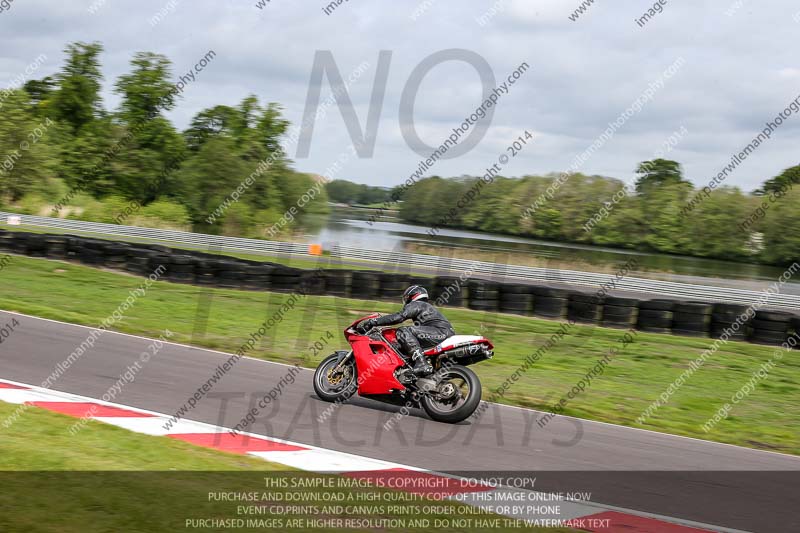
499,284 -> 534,316
270,266 -> 302,293
350,271 -> 381,300
431,276 -> 464,307
193,258 -> 223,286
148,254 -> 171,279
636,300 -> 675,333
163,255 -> 195,284
43,235 -> 68,260
531,286 -> 569,319
0,230 -> 12,252
24,234 -> 47,257
79,239 -> 108,266
242,264 -> 273,291
601,296 -> 639,329
750,310 -> 793,345
214,260 -> 246,289
791,315 -> 800,349
322,270 -> 352,297
8,232 -> 31,255
124,248 -> 154,276
710,303 -> 751,341
567,292 -> 603,324
379,273 -> 409,301
671,302 -> 713,337
104,243 -> 131,271
64,235 -> 84,260
467,280 -> 500,312
407,276 -> 432,291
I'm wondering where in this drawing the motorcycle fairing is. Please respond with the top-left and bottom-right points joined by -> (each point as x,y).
350,334 -> 407,395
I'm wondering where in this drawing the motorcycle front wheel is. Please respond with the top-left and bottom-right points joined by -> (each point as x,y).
420,365 -> 482,423
313,353 -> 357,403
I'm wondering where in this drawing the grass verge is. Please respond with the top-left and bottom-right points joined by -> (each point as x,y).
0,254 -> 798,455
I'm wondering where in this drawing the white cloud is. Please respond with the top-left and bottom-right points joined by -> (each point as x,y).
0,0 -> 798,192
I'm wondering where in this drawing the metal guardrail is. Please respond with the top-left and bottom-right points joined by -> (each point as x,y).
4,212 -> 800,309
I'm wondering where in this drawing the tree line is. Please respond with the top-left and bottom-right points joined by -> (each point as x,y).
393,159 -> 800,266
0,41 -> 328,237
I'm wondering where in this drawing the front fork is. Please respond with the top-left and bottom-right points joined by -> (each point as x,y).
330,350 -> 353,374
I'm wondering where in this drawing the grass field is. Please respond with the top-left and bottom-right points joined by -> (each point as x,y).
1,254 -> 798,455
0,402 -> 558,533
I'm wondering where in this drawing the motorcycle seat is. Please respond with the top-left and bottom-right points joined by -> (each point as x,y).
424,335 -> 490,355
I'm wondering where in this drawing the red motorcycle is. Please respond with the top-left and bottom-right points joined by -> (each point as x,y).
313,314 -> 493,423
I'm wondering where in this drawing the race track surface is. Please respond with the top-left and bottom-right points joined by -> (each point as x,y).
1,310 -> 798,532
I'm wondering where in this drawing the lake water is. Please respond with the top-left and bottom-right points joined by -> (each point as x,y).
301,207 -> 793,284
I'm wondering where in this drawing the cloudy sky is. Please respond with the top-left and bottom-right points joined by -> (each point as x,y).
2,0 -> 799,191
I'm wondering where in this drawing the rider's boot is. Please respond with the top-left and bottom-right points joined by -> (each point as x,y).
410,350 -> 433,376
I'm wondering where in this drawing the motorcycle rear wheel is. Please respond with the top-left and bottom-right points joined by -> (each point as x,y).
420,365 -> 482,423
313,353 -> 357,403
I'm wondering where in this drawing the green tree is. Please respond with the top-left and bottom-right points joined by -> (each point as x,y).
684,187 -> 751,259
174,136 -> 250,226
591,195 -> 647,248
184,105 -> 239,152
23,76 -> 56,117
635,159 -> 686,194
115,52 -> 176,124
51,42 -> 104,133
759,164 -> 800,195
761,189 -> 800,265
0,91 -> 56,202
113,52 -> 185,201
642,181 -> 692,253
58,117 -> 118,196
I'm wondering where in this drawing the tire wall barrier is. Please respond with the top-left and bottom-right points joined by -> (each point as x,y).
1,229 -> 798,346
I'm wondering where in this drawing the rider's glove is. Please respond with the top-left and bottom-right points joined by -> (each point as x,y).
356,319 -> 376,334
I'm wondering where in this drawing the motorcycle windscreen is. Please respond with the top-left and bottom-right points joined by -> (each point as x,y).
350,338 -> 407,395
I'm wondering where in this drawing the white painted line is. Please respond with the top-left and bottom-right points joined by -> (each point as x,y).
92,416 -> 221,436
247,449 -> 397,473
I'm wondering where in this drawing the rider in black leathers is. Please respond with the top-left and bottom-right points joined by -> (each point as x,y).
357,285 -> 454,376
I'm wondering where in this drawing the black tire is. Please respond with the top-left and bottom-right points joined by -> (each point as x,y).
749,331 -> 789,346
605,296 -> 639,307
381,274 -> 410,289
313,354 -> 357,403
674,302 -> 713,315
637,309 -> 673,329
420,365 -> 482,424
530,286 -> 569,298
712,303 -> 750,322
468,299 -> 499,311
500,292 -> 532,304
710,323 -> 748,340
752,319 -> 791,333
470,288 -> 500,300
603,304 -> 637,316
500,283 -> 532,295
602,304 -> 637,328
672,313 -> 710,332
570,292 -> 604,304
352,271 -> 381,299
533,296 -> 567,318
500,299 -> 532,315
754,310 -> 793,323
568,299 -> 602,323
639,299 -> 676,311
